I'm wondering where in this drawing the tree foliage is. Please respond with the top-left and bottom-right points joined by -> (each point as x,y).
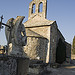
56,38 -> 66,64
72,36 -> 75,54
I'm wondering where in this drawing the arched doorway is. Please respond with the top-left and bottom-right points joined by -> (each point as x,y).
56,38 -> 66,64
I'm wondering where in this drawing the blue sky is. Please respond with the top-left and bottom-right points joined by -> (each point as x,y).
0,0 -> 75,45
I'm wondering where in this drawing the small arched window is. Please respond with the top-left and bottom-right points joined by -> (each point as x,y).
32,3 -> 36,13
39,2 -> 43,12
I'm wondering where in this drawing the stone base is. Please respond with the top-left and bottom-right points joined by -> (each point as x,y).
28,60 -> 49,75
0,55 -> 29,75
9,50 -> 28,59
9,50 -> 23,56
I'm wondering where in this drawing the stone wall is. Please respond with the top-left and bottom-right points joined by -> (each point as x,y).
0,56 -> 17,75
50,22 -> 65,63
24,36 -> 48,62
50,23 -> 58,63
0,55 -> 29,75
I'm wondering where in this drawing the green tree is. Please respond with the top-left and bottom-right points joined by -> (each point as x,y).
72,36 -> 75,54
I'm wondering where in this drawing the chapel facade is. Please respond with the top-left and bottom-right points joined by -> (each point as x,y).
24,0 -> 71,64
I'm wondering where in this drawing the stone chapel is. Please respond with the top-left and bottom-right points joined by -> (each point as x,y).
24,0 -> 71,64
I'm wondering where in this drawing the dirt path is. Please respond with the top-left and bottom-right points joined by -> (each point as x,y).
48,65 -> 75,75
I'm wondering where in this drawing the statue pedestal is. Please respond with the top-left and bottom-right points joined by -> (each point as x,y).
17,58 -> 29,75
0,55 -> 29,75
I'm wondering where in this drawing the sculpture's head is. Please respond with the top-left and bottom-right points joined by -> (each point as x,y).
13,16 -> 27,46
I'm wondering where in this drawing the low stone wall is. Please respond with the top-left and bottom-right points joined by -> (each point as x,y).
0,55 -> 29,75
0,56 -> 17,75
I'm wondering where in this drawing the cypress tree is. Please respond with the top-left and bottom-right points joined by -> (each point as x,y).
72,36 -> 75,54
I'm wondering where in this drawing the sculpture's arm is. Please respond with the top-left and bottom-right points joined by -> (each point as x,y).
5,18 -> 14,43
